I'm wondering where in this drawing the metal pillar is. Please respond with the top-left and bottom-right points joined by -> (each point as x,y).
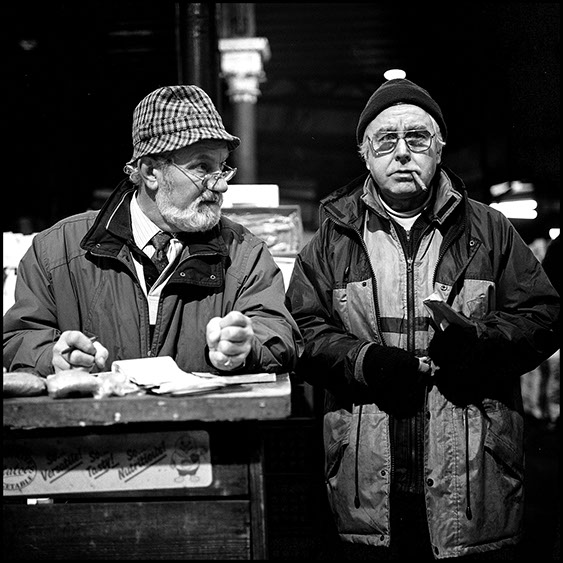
233,98 -> 257,184
219,36 -> 270,183
175,2 -> 220,105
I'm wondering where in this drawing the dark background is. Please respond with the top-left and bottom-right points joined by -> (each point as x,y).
5,2 -> 560,243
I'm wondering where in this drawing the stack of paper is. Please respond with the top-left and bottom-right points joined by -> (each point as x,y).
112,357 -> 227,396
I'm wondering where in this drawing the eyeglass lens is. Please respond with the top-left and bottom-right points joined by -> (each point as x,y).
372,130 -> 433,154
171,162 -> 237,190
203,166 -> 236,189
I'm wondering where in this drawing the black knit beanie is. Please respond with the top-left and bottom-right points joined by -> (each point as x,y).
356,78 -> 447,145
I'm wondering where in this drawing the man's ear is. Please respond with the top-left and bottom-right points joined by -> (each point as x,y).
435,137 -> 445,165
139,157 -> 159,190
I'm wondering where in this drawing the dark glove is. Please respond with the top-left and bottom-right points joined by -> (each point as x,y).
428,324 -> 493,406
362,344 -> 427,417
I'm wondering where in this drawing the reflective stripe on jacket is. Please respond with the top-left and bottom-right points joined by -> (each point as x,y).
286,166 -> 559,559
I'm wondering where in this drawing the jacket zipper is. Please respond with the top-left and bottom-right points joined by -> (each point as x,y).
398,225 -> 426,490
404,230 -> 418,478
464,407 -> 473,520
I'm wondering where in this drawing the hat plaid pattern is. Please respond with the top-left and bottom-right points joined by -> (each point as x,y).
127,85 -> 240,165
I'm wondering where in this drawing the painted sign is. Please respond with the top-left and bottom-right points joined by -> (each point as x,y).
3,430 -> 212,496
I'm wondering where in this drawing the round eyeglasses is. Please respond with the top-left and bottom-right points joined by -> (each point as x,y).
171,162 -> 237,191
368,129 -> 436,157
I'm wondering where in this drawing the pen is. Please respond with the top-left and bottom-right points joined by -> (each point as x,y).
60,336 -> 98,355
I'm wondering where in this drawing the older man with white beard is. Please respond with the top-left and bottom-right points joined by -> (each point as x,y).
3,85 -> 300,378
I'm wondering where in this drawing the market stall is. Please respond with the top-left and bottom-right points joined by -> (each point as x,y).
3,374 -> 291,560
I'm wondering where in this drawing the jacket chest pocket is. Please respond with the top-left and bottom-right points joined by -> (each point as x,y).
333,279 -> 380,342
450,280 -> 496,321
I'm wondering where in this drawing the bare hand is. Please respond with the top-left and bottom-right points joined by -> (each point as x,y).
206,311 -> 253,371
52,330 -> 108,373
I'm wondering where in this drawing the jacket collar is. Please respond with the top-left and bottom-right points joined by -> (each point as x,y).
80,180 -> 135,256
320,166 -> 466,230
80,179 -> 228,259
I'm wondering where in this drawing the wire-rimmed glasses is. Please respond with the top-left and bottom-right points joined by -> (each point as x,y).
368,129 -> 436,157
171,162 -> 237,191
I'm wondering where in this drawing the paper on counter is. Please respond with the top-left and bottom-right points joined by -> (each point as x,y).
192,372 -> 276,385
112,356 -> 227,395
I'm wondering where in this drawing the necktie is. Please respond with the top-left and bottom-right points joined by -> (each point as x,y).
144,231 -> 173,290
150,231 -> 173,274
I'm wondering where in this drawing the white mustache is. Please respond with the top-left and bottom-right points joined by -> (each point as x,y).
200,193 -> 221,204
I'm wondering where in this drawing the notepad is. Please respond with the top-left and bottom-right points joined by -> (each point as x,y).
423,293 -> 475,331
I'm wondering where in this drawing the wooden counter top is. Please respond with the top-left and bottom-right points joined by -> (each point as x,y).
3,373 -> 291,430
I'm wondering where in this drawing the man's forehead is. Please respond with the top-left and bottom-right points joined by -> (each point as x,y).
368,104 -> 433,130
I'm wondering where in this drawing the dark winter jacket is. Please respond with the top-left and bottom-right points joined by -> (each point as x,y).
285,167 -> 559,559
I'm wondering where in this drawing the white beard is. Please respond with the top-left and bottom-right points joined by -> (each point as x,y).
155,180 -> 223,233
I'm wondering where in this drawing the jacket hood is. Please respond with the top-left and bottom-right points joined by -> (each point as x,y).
80,179 -> 136,256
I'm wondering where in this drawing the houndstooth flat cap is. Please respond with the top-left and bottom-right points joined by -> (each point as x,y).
126,85 -> 240,165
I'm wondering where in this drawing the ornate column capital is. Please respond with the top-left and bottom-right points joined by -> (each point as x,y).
219,37 -> 271,103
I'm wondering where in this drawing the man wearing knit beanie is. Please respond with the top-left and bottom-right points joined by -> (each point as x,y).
286,71 -> 559,560
356,77 -> 448,146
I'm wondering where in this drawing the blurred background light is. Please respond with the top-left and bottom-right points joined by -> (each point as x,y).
490,198 -> 538,219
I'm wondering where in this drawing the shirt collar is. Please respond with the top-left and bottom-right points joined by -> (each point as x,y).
130,193 -> 162,250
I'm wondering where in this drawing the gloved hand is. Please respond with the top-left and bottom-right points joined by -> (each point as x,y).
362,344 -> 428,417
428,324 -> 493,406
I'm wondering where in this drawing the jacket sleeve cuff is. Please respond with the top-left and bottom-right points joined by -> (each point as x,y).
355,342 -> 373,387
